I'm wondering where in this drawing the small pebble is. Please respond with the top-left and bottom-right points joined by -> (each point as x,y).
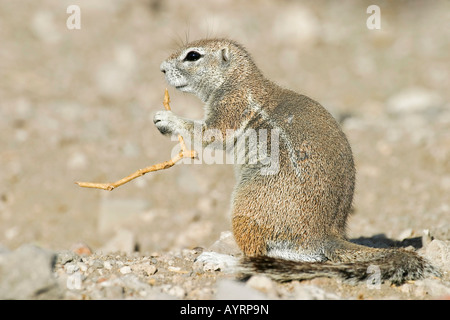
90,259 -> 104,269
119,266 -> 132,274
162,285 -> 186,299
132,263 -> 157,276
103,261 -> 113,270
77,262 -> 88,272
168,266 -> 181,272
71,243 -> 92,256
246,275 -> 275,293
64,263 -> 79,274
203,262 -> 221,272
56,251 -> 79,265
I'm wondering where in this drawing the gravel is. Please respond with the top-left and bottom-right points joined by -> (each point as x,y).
0,0 -> 449,301
0,228 -> 448,300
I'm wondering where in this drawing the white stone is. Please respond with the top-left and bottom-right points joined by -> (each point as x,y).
119,266 -> 132,274
387,87 -> 443,114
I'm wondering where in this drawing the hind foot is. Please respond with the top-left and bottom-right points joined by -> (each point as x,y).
194,251 -> 239,273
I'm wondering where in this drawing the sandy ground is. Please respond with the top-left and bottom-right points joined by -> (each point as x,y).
0,0 -> 449,300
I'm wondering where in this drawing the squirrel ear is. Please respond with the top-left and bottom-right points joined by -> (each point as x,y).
221,47 -> 230,64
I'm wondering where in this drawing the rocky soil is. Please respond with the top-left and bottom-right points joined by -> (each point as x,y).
0,0 -> 449,300
1,229 -> 450,300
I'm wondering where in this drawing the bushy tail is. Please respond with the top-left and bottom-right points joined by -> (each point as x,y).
240,248 -> 440,285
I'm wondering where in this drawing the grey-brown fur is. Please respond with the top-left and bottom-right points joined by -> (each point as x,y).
154,38 -> 440,284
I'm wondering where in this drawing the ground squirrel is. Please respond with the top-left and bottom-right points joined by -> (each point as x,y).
153,38 -> 439,284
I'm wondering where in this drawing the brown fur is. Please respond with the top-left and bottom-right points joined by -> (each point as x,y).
155,38 -> 440,284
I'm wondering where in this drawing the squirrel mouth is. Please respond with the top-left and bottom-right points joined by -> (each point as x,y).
175,84 -> 188,89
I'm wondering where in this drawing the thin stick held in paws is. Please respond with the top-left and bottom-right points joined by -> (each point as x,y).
75,89 -> 197,191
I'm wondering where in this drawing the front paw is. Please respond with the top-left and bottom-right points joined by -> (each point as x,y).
153,110 -> 179,136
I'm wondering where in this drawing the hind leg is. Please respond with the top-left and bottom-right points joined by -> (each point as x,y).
232,214 -> 268,256
232,213 -> 327,262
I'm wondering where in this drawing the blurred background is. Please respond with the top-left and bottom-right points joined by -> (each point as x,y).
0,0 -> 448,253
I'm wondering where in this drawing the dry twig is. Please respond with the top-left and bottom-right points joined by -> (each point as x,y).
75,89 -> 197,191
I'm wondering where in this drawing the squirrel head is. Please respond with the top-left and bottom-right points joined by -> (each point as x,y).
160,38 -> 262,103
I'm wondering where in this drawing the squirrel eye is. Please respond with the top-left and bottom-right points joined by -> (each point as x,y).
184,51 -> 202,62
